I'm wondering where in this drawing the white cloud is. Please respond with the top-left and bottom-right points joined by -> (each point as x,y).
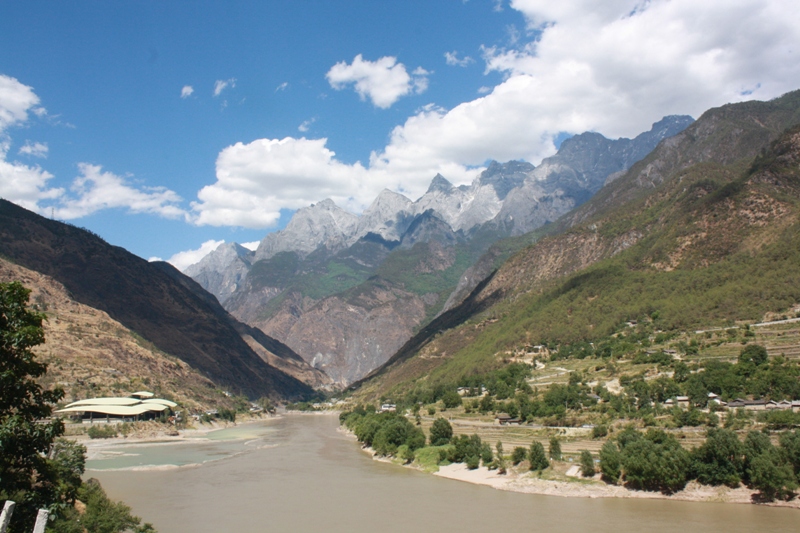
0,75 -> 62,210
445,51 -> 474,67
181,85 -> 194,98
52,163 -> 186,220
298,117 -> 315,132
276,82 -> 289,92
326,55 -> 429,108
191,137 -> 372,227
0,74 -> 45,132
191,0 -> 800,230
166,239 -> 224,271
213,78 -> 236,97
240,241 -> 260,251
18,141 -> 48,158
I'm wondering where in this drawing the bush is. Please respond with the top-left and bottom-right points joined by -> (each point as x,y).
591,425 -> 608,439
87,424 -> 118,439
429,418 -> 453,446
599,440 -> 621,483
511,446 -> 528,465
580,450 -> 595,477
549,437 -> 562,461
529,441 -> 549,472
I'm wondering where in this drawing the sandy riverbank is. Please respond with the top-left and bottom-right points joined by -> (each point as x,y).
342,428 -> 799,509
432,463 -> 800,508
74,414 -> 280,460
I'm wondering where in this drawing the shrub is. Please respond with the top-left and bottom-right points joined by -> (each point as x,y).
87,424 -> 118,439
580,450 -> 595,477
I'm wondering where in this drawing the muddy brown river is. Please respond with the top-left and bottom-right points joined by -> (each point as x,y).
87,414 -> 797,532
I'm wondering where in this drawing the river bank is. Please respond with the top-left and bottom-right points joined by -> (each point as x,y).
343,427 -> 800,509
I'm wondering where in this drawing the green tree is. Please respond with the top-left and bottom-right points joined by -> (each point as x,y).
549,437 -> 562,461
739,344 -> 769,368
511,446 -> 527,465
599,440 -> 622,483
441,390 -> 463,409
621,429 -> 691,493
691,428 -> 743,487
779,429 -> 800,480
494,441 -> 507,474
748,448 -> 797,501
529,441 -> 549,472
429,417 -> 453,446
580,450 -> 595,477
0,282 -> 65,532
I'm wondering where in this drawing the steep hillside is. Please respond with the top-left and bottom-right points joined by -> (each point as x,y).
355,93 -> 800,397
0,258 -> 223,411
0,200 -> 318,399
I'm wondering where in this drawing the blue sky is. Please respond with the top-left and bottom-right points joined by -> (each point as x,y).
1,1 -> 799,268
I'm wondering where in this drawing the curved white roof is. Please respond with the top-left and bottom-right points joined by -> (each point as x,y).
55,403 -> 169,416
143,398 -> 178,408
66,398 -> 141,408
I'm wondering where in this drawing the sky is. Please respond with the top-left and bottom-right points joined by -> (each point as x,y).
1,1 -> 799,270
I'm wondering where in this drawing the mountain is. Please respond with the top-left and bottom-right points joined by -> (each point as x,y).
184,242 -> 253,304
0,199 -> 326,399
352,90 -> 800,396
188,116 -> 694,385
0,257 -> 226,411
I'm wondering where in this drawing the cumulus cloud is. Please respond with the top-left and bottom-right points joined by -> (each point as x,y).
326,55 -> 429,108
190,137 -> 372,227
0,75 -> 62,210
445,51 -> 474,67
18,141 -> 48,158
181,85 -> 194,98
240,241 -> 260,251
0,74 -> 45,131
192,0 -> 800,229
166,239 -> 224,271
213,78 -> 236,97
51,163 -> 186,220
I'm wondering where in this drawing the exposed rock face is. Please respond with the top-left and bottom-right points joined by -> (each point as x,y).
184,242 -> 253,304
258,281 -> 427,385
187,116 -> 695,385
254,199 -> 359,261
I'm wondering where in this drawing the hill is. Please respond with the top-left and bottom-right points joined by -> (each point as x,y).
353,90 -> 800,398
0,200 -> 324,399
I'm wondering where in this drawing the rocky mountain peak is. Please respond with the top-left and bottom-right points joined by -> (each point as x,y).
427,173 -> 454,194
254,198 -> 358,261
477,160 -> 533,199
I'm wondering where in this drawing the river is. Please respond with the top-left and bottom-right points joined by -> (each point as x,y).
86,414 -> 796,533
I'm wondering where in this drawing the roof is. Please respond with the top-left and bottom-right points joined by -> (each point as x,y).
66,398 -> 141,407
55,403 -> 169,416
57,395 -> 176,416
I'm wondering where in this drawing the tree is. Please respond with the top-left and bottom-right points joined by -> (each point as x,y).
429,417 -> 453,446
739,344 -> 769,368
580,450 -> 595,477
0,282 -> 65,532
599,440 -> 621,483
511,447 -> 527,465
529,441 -> 549,472
621,429 -> 691,493
549,437 -> 562,461
691,428 -> 743,487
441,390 -> 462,409
494,441 -> 507,474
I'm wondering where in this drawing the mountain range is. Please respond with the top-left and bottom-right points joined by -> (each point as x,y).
353,89 -> 800,397
185,115 -> 694,385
